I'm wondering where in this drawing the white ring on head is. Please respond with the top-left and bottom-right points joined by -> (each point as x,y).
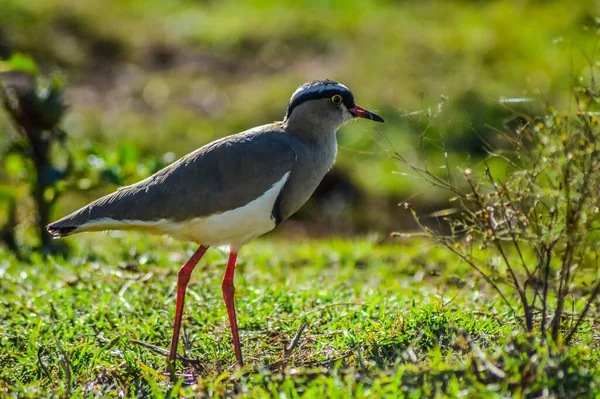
292,82 -> 350,100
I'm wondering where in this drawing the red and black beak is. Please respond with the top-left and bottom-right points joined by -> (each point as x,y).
348,105 -> 384,123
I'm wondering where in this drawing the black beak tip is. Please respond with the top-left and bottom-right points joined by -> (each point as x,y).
372,113 -> 385,123
349,105 -> 385,123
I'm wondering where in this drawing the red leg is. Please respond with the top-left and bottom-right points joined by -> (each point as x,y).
222,251 -> 244,367
169,245 -> 209,361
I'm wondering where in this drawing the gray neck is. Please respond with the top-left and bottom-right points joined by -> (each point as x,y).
284,118 -> 339,146
276,124 -> 338,222
283,100 -> 348,144
276,98 -> 349,221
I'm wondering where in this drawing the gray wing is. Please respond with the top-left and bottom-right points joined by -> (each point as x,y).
48,126 -> 297,235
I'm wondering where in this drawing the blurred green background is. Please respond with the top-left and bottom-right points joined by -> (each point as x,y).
0,0 -> 598,242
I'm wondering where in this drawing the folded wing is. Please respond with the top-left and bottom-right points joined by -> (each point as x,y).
48,127 -> 297,237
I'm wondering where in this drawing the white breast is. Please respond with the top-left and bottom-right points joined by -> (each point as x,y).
76,171 -> 291,252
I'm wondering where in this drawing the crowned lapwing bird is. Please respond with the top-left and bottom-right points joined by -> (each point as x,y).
47,80 -> 384,367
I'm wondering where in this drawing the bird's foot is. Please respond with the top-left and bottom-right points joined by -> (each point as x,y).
162,363 -> 197,385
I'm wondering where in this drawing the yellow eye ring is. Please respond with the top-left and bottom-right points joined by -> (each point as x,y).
331,94 -> 343,105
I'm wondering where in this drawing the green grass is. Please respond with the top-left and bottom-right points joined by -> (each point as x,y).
2,2 -> 600,396
2,234 -> 599,397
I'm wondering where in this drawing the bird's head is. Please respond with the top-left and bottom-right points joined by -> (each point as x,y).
284,80 -> 384,134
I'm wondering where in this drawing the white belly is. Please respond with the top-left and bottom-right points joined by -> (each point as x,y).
163,172 -> 290,249
78,172 -> 290,251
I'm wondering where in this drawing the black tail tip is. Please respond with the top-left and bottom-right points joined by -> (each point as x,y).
47,223 -> 77,238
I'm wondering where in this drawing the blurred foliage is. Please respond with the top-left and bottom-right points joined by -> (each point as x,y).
0,0 -> 598,234
0,53 -> 68,252
0,54 -> 171,252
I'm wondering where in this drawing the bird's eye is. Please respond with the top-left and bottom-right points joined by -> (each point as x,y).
331,94 -> 343,105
